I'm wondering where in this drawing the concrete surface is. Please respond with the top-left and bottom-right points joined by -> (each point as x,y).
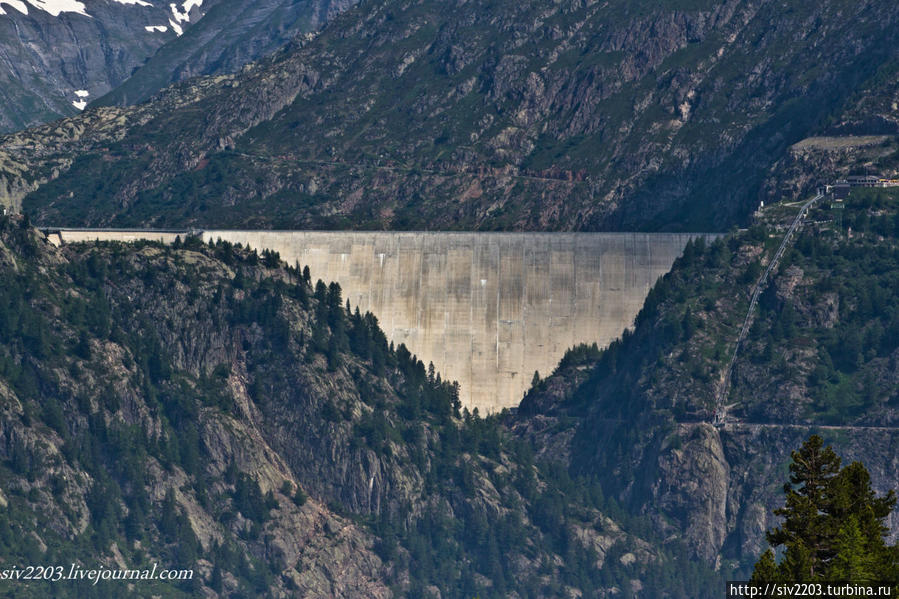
202,231 -> 705,411
45,228 -> 706,411
48,229 -> 187,246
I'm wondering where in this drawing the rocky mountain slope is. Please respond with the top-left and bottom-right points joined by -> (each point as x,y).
0,0 -> 355,134
0,213 -> 718,598
5,188 -> 898,597
91,0 -> 357,108
0,0 -> 214,133
3,0 -> 899,231
513,186 -> 899,573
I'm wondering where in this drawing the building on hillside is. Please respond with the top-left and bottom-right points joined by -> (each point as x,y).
831,180 -> 851,199
846,175 -> 880,187
845,175 -> 899,188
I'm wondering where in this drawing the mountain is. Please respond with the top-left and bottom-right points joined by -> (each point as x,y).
3,0 -> 899,231
513,185 -> 899,570
0,0 -> 356,135
0,213 -> 719,598
91,0 -> 357,108
3,177 -> 898,597
6,0 -> 899,593
0,0 -> 213,133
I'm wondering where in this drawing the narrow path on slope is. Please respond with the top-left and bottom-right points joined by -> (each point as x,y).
721,421 -> 899,432
590,418 -> 899,432
713,193 -> 823,426
228,151 -> 591,185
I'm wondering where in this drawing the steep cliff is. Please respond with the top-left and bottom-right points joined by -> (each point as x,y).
0,0 -> 214,133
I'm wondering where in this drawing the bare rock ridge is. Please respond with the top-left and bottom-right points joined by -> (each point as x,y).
47,228 -> 711,411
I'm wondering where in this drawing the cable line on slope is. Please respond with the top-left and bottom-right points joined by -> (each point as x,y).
714,193 -> 823,426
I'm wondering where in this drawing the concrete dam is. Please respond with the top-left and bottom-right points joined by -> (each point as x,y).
47,229 -> 705,412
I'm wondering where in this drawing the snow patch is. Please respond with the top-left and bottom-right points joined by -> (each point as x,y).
0,0 -> 195,21
24,0 -> 88,16
0,0 -> 31,15
169,1 -> 187,23
169,0 -> 201,25
72,89 -> 89,109
1,0 -> 150,17
145,24 -> 167,32
0,0 -> 88,16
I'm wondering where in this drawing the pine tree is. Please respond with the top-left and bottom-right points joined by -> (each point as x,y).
825,462 -> 898,582
751,549 -> 780,583
829,517 -> 877,582
765,435 -> 841,578
753,435 -> 899,583
826,462 -> 895,547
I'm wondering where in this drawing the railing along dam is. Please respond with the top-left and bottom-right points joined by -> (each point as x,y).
46,229 -> 709,412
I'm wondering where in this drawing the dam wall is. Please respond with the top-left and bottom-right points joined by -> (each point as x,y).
47,229 -> 188,246
45,228 -> 706,411
201,231 -> 704,411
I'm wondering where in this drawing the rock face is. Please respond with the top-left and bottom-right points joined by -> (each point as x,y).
0,0 -> 356,134
651,424 -> 729,562
0,0 -> 212,132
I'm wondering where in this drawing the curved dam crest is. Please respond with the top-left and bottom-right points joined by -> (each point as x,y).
47,229 -> 708,412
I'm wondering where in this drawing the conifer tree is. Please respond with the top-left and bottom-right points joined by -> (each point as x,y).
765,435 -> 841,578
751,549 -> 780,583
829,517 -> 877,582
753,435 -> 899,583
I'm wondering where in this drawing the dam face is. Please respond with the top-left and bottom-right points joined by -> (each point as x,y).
200,231 -> 700,412
47,228 -> 702,411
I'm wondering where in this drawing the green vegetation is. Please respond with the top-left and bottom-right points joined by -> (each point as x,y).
548,189 -> 899,429
752,435 -> 899,584
744,190 -> 899,423
0,215 -> 725,597
505,188 -> 899,587
6,186 -> 899,597
17,0 -> 899,232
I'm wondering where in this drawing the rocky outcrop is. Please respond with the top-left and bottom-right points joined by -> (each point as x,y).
0,0 -> 215,133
